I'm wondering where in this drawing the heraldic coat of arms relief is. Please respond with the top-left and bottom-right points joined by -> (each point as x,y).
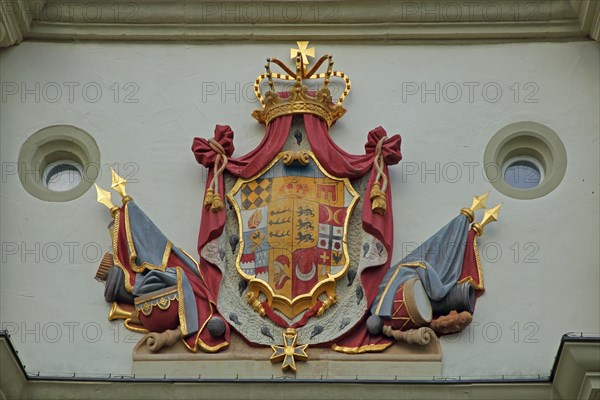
93,42 -> 502,376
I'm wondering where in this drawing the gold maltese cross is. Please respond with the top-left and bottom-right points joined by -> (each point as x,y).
290,41 -> 315,65
270,328 -> 308,373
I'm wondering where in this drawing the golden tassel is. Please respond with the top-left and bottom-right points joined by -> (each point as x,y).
211,193 -> 224,212
204,188 -> 214,209
370,181 -> 387,215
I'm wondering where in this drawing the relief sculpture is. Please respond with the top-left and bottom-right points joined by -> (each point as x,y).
94,42 -> 501,373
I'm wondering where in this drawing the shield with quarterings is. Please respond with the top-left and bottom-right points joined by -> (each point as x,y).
227,151 -> 359,319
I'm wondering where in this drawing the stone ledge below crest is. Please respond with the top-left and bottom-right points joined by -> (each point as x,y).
132,332 -> 441,380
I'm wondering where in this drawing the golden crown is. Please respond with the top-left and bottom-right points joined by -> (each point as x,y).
252,41 -> 351,127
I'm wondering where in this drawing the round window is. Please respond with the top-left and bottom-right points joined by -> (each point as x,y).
484,121 -> 566,200
502,156 -> 544,190
43,160 -> 84,192
18,125 -> 100,202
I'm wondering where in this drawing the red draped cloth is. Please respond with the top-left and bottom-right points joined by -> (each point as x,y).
304,115 -> 402,303
192,114 -> 403,351
458,229 -> 485,297
303,114 -> 402,351
191,116 -> 292,301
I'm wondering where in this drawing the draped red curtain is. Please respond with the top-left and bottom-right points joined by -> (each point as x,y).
303,114 -> 402,351
191,115 -> 292,299
303,114 -> 402,306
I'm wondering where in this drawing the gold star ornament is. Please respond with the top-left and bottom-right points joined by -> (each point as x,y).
270,328 -> 308,373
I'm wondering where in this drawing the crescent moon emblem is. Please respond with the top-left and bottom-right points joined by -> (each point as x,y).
333,209 -> 344,225
295,262 -> 317,282
323,205 -> 334,223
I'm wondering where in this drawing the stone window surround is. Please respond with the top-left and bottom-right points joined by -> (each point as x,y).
483,121 -> 567,200
18,125 -> 100,202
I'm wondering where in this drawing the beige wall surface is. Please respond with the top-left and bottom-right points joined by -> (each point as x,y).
0,41 -> 598,379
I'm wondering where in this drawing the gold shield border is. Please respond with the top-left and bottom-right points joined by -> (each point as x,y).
227,151 -> 360,319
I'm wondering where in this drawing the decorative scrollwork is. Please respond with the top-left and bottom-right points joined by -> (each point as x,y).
281,151 -> 311,166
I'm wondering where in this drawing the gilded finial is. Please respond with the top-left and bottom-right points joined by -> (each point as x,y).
460,192 -> 489,222
472,203 -> 502,236
290,41 -> 315,66
111,168 -> 132,204
95,184 -> 120,218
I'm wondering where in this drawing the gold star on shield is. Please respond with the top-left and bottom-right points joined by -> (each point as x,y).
290,41 -> 315,65
270,328 -> 308,373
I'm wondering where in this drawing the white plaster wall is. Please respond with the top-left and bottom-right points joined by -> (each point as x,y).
0,41 -> 598,379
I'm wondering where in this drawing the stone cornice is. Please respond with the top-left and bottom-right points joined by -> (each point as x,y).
1,0 -> 599,46
1,332 -> 599,399
0,0 -> 37,47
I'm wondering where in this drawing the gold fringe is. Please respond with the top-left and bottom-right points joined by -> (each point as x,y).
176,267 -> 188,336
197,339 -> 230,353
111,211 -> 134,293
331,342 -> 393,354
457,232 -> 485,290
